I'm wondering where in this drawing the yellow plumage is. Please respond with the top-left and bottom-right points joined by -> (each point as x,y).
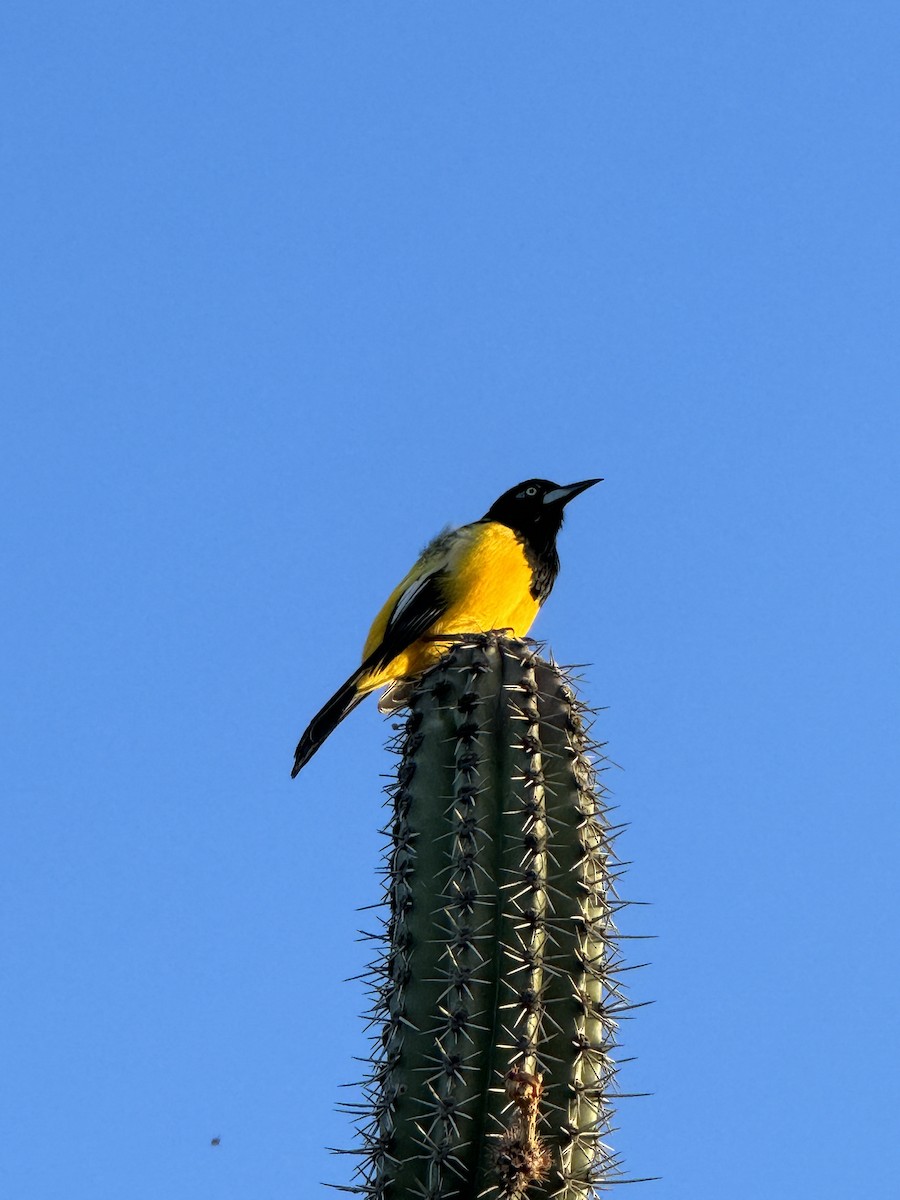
359,522 -> 540,693
291,476 -> 600,776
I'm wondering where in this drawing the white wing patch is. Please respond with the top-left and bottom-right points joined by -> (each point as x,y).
389,524 -> 465,624
390,573 -> 436,624
372,521 -> 476,665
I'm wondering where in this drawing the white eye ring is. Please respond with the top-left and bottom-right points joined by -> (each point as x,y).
524,486 -> 538,497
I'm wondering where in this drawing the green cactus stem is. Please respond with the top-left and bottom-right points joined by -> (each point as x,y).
341,634 -> 630,1199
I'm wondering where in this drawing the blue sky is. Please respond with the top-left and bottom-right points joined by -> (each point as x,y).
2,3 -> 898,1197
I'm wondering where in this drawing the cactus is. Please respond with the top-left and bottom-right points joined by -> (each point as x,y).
340,634 -> 629,1199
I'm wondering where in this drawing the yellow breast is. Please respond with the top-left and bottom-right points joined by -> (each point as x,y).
430,522 -> 538,638
360,522 -> 539,691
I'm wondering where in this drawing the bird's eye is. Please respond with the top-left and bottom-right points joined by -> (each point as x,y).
524,486 -> 538,497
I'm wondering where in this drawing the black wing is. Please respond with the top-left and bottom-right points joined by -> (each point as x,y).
363,568 -> 449,674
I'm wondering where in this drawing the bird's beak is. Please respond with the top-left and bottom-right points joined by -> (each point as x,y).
542,478 -> 603,506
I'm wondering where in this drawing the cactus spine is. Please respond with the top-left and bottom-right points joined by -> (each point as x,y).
344,635 -> 626,1199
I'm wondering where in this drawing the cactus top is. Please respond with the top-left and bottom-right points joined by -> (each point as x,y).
290,478 -> 601,775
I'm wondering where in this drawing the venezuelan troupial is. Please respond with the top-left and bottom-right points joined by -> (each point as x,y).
291,478 -> 601,776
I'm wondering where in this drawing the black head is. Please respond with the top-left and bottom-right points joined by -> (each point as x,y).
483,478 -> 602,542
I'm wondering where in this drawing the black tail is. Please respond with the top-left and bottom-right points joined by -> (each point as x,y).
291,670 -> 367,777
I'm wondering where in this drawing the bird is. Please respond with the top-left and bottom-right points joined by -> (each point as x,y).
291,477 -> 601,777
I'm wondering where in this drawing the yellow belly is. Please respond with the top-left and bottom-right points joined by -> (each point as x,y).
360,522 -> 539,692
